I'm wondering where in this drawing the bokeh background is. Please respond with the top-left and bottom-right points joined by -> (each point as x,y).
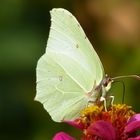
0,0 -> 140,139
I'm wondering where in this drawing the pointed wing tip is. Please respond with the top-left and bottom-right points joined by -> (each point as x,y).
50,8 -> 66,12
50,8 -> 72,16
34,96 -> 38,101
34,95 -> 42,104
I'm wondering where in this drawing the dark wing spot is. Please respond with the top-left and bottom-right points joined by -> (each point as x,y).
59,76 -> 63,81
76,44 -> 79,48
85,36 -> 87,39
69,14 -> 73,18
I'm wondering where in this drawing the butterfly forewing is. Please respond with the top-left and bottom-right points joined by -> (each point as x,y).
47,8 -> 104,91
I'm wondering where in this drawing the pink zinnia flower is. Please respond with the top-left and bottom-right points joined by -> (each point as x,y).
53,104 -> 140,140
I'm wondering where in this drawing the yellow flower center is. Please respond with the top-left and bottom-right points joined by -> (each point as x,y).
79,104 -> 135,138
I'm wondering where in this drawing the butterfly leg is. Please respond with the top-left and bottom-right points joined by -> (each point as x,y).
100,96 -> 107,112
100,86 -> 108,111
109,95 -> 114,105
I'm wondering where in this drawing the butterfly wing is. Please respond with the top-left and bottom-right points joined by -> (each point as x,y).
35,8 -> 104,122
36,54 -> 87,122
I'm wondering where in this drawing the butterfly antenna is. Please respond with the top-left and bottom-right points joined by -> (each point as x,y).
112,75 -> 140,81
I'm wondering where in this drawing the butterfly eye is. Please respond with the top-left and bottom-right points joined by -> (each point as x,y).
103,81 -> 108,87
103,77 -> 112,87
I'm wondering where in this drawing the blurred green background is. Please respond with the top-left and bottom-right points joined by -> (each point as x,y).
0,0 -> 140,139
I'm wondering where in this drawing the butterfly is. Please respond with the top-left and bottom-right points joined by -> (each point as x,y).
35,8 -> 140,122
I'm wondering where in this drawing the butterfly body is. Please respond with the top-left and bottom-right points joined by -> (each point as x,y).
86,75 -> 113,105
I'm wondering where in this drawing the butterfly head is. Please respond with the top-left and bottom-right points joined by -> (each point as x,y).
102,74 -> 113,92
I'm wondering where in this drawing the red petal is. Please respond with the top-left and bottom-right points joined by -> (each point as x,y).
128,114 -> 140,124
125,120 -> 140,133
53,132 -> 76,140
87,120 -> 116,140
64,120 -> 84,130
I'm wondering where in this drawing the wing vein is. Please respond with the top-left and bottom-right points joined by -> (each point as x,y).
48,55 -> 87,92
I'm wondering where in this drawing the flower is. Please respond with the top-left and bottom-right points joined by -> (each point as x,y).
53,104 -> 140,140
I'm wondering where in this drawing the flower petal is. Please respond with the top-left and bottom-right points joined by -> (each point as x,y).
64,119 -> 84,130
87,120 -> 116,140
53,132 -> 76,140
125,120 -> 140,133
128,114 -> 140,123
128,136 -> 140,140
